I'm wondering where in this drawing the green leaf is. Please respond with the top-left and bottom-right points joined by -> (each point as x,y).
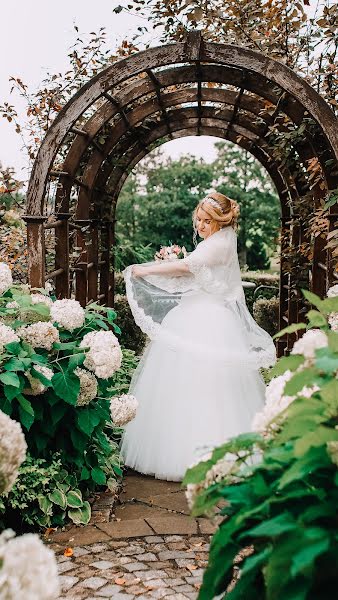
315,348 -> 338,374
53,341 -> 77,350
320,296 -> 338,314
77,409 -> 101,436
80,466 -> 90,480
302,289 -> 324,311
17,393 -> 34,415
3,357 -> 26,371
327,330 -> 338,352
91,467 -> 106,485
66,490 -> 83,508
68,353 -> 85,371
31,366 -> 53,386
52,371 -> 80,405
278,446 -> 329,489
4,384 -> 20,401
273,322 -> 306,340
306,309 -> 327,328
31,353 -> 48,365
284,368 -> 319,396
48,489 -> 67,509
294,426 -> 338,457
68,501 -> 91,525
270,354 -> 304,377
0,371 -> 21,387
4,341 -> 21,355
70,428 -> 88,453
243,512 -> 297,539
291,529 -> 329,577
37,495 -> 53,516
18,403 -> 35,430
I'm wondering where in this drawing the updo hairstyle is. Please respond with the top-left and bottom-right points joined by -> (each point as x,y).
192,191 -> 240,234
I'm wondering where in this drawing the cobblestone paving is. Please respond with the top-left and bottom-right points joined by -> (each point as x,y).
48,471 -> 220,599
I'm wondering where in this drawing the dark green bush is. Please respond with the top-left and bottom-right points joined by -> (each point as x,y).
0,454 -> 91,530
114,294 -> 147,355
114,272 -> 126,296
184,290 -> 338,600
242,271 -> 279,313
253,296 -> 279,337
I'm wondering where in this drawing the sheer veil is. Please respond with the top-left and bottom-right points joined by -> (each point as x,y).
123,226 -> 276,370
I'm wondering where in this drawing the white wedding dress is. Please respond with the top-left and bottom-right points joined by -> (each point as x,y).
120,226 -> 276,481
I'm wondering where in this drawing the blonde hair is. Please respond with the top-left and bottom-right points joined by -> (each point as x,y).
192,191 -> 240,235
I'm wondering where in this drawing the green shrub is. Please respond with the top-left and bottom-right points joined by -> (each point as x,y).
0,454 -> 91,530
0,275 -> 141,529
253,296 -> 279,337
184,289 -> 338,600
242,271 -> 279,314
114,272 -> 126,295
114,294 -> 147,355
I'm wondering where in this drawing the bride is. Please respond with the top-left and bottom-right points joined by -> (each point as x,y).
119,191 -> 276,481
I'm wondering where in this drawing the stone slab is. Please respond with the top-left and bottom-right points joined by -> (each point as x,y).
145,516 -> 198,535
97,518 -> 154,538
50,526 -> 110,546
114,502 -> 169,520
138,492 -> 189,514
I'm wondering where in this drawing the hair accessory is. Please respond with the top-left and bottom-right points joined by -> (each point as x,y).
201,196 -> 223,212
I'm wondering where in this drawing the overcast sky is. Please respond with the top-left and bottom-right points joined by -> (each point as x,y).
0,0 -> 318,181
0,0 -> 219,180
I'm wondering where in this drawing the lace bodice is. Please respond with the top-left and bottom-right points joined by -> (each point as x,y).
123,227 -> 276,369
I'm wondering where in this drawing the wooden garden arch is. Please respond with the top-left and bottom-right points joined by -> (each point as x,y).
25,32 -> 338,355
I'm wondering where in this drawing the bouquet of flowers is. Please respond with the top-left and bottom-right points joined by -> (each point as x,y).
154,244 -> 188,261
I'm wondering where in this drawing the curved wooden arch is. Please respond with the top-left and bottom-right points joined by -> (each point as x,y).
25,32 -> 338,356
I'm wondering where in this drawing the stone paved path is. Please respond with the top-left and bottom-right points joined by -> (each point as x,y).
48,470 -> 221,599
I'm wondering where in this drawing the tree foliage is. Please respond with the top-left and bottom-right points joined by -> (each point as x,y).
116,143 -> 280,269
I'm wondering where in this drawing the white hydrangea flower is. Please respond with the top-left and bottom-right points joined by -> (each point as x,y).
6,301 -> 19,309
185,482 -> 204,511
24,365 -> 54,396
291,329 -> 328,359
80,330 -> 122,379
0,263 -> 13,296
18,322 -> 59,350
204,457 -> 238,488
0,529 -> 60,599
44,282 -> 53,293
110,394 -> 138,426
325,286 -> 338,330
80,330 -> 119,349
0,323 -> 19,351
328,313 -> 338,331
50,298 -> 85,331
327,441 -> 338,467
327,284 -> 338,297
31,293 -> 53,308
252,370 -> 294,434
0,411 -> 27,495
74,367 -> 98,406
252,370 -> 320,435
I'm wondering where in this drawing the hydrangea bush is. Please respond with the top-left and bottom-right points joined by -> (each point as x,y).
183,287 -> 338,600
0,263 -> 138,528
0,410 -> 59,598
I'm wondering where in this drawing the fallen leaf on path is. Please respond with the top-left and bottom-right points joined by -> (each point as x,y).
43,528 -> 57,538
115,577 -> 126,585
187,564 -> 198,571
63,547 -> 74,557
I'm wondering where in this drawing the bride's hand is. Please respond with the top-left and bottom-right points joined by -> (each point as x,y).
132,265 -> 148,278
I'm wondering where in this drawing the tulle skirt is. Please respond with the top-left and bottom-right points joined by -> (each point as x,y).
120,291 -> 266,481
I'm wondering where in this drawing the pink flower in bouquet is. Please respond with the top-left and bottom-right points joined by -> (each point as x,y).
154,244 -> 188,261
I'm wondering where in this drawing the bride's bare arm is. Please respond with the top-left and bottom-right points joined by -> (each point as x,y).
132,260 -> 190,277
